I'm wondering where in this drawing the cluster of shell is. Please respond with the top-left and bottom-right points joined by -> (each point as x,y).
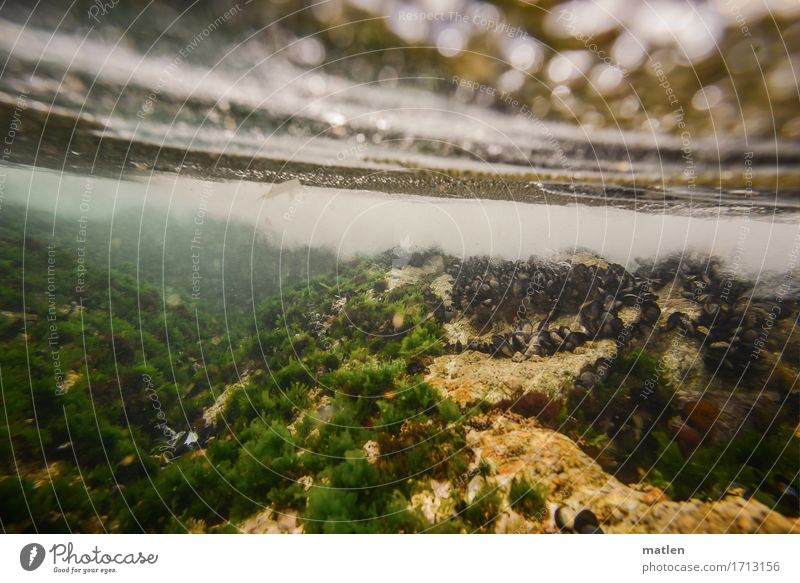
445,257 -> 659,359
438,254 -> 796,378
647,258 -> 796,375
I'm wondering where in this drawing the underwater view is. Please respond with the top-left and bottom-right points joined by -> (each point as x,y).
0,0 -> 798,539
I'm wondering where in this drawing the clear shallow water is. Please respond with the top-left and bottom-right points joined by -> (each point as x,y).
5,164 -> 799,286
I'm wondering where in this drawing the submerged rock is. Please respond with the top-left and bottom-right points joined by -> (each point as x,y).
424,342 -> 617,406
467,413 -> 799,534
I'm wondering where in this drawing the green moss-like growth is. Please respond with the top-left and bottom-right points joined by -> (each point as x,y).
508,477 -> 548,520
462,484 -> 503,533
